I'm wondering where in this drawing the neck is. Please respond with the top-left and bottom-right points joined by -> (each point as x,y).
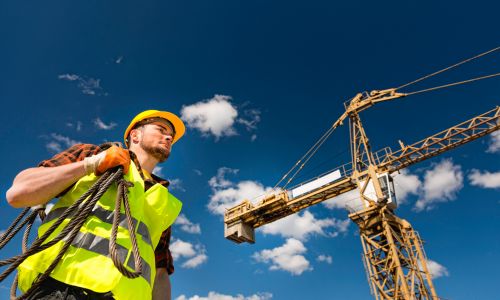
129,145 -> 158,174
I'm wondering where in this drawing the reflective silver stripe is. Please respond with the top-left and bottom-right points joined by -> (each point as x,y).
70,231 -> 152,284
44,205 -> 152,247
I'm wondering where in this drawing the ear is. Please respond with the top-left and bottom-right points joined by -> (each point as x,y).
130,128 -> 142,144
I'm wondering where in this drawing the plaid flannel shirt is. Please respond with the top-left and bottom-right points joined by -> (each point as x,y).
38,143 -> 175,275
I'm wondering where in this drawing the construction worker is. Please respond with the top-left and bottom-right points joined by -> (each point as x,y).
6,110 -> 185,300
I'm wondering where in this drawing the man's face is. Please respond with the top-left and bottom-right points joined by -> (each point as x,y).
137,122 -> 175,162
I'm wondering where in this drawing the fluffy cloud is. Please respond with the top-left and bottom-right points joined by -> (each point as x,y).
237,108 -> 262,138
170,239 -> 196,260
181,95 -> 238,139
175,214 -> 201,234
181,95 -> 261,140
208,167 -> 272,215
316,255 -> 333,264
425,259 -> 449,279
152,167 -> 186,191
253,238 -> 312,276
260,211 -> 349,240
323,189 -> 363,211
392,170 -> 421,203
93,118 -> 117,130
176,292 -> 272,300
414,159 -> 463,212
58,73 -> 104,96
170,239 -> 207,269
169,178 -> 186,192
486,131 -> 500,153
182,253 -> 208,269
152,166 -> 165,177
468,169 -> 500,189
45,133 -> 81,153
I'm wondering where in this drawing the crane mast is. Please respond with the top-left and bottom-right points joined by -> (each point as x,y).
223,86 -> 499,299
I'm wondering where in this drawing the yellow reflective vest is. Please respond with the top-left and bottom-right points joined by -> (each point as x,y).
17,162 -> 182,300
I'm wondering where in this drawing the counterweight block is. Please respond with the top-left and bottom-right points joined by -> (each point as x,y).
225,220 -> 255,244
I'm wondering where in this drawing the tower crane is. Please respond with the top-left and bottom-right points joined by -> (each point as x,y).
223,48 -> 500,300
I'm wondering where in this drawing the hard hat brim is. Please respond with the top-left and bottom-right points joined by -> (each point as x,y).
124,110 -> 186,146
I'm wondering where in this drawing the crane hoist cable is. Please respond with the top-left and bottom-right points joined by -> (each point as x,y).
396,45 -> 500,90
274,45 -> 500,190
0,143 -> 143,300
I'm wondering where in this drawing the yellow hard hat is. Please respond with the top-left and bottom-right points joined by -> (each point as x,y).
124,110 -> 186,146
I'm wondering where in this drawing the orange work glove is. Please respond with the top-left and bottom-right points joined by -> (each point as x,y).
83,146 -> 131,175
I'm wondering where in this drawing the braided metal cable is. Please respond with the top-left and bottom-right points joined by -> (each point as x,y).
1,163 -> 144,299
9,208 -> 41,299
109,179 -> 142,278
0,208 -> 30,250
0,171 -> 114,280
0,175 -> 106,271
15,169 -> 123,300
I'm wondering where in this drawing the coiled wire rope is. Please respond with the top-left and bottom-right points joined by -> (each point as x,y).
0,143 -> 143,300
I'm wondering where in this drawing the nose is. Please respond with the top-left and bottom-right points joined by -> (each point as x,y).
165,135 -> 173,142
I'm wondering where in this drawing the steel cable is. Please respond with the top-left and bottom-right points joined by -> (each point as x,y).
0,165 -> 142,300
396,46 -> 500,91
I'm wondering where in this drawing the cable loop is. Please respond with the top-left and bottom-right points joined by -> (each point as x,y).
0,163 -> 143,299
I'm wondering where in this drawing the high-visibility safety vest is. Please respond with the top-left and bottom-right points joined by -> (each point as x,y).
17,162 -> 182,300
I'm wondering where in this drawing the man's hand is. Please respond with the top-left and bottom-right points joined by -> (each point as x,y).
83,146 -> 131,175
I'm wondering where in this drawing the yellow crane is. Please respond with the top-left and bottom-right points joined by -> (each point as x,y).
223,48 -> 500,300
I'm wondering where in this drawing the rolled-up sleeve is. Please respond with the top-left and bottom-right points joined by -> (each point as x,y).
155,227 -> 175,275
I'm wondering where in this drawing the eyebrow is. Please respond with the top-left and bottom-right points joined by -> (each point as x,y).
154,124 -> 174,135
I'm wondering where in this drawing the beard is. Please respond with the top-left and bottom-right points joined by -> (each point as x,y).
140,140 -> 170,162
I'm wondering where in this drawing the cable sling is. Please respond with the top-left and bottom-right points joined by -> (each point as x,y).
0,158 -> 144,299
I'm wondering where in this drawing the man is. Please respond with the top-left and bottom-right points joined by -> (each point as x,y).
6,110 -> 185,300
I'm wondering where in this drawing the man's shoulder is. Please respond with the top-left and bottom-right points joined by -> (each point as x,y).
38,143 -> 102,167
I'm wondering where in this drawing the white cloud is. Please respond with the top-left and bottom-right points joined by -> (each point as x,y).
152,168 -> 185,191
58,74 -> 79,81
58,73 -> 104,96
251,134 -> 257,142
253,238 -> 312,276
425,259 -> 449,279
153,166 -> 165,177
237,108 -> 261,132
194,169 -> 203,176
208,167 -> 272,215
323,189 -> 363,211
182,253 -> 208,269
414,159 -> 463,212
486,131 -> 500,153
115,56 -> 124,64
45,133 -> 81,153
170,239 -> 196,260
468,169 -> 500,189
175,214 -> 201,234
46,141 -> 62,153
168,178 -> 186,192
181,95 -> 238,139
260,211 -> 349,241
392,170 -> 421,204
170,239 -> 207,269
316,255 -> 333,264
175,292 -> 272,300
93,118 -> 117,130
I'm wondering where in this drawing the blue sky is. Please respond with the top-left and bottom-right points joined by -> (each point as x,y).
1,1 -> 499,299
